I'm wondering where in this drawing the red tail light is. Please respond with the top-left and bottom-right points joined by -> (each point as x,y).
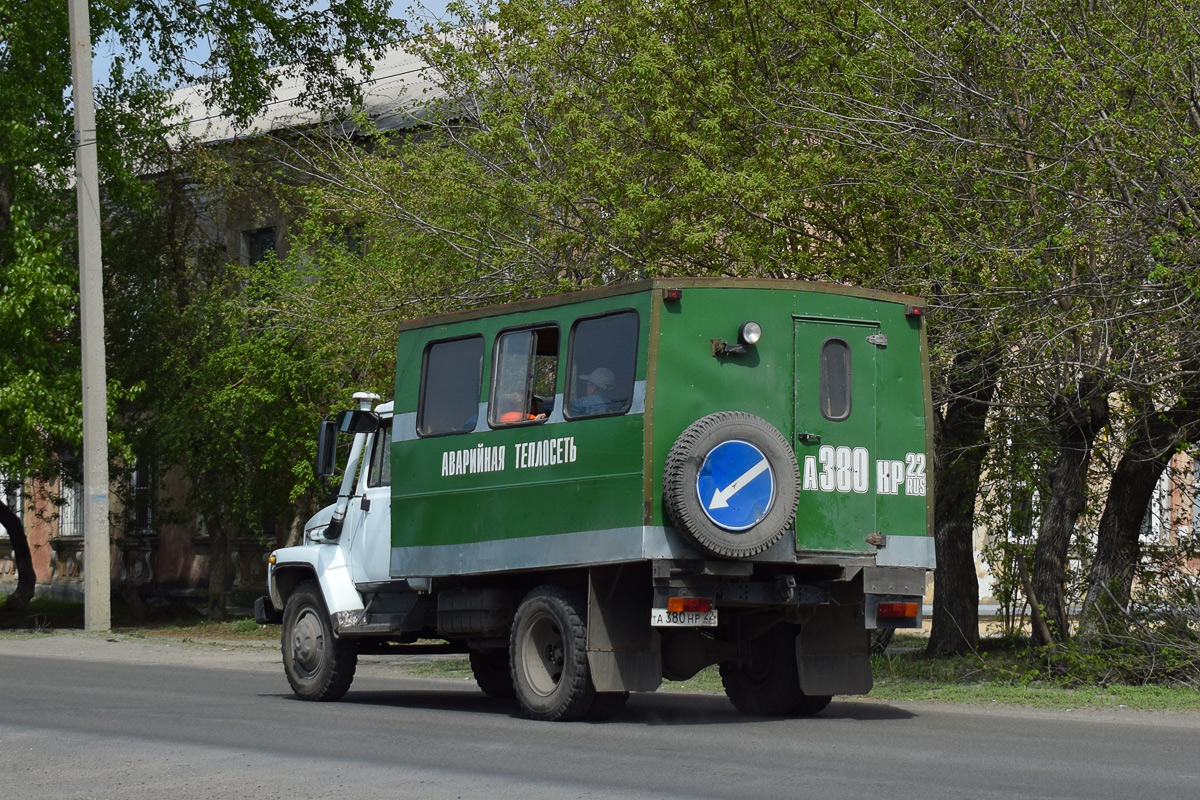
877,602 -> 920,619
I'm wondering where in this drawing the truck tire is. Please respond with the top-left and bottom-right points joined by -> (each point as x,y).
510,585 -> 597,721
281,580 -> 358,701
469,649 -> 516,699
720,623 -> 831,716
664,412 -> 800,558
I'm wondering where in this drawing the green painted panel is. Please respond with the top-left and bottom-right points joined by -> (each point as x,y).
386,280 -> 931,566
393,415 -> 645,547
390,287 -> 654,553
647,289 -> 800,525
872,313 -> 931,540
793,319 -> 877,552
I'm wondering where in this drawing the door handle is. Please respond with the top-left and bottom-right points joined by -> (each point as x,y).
796,432 -> 821,443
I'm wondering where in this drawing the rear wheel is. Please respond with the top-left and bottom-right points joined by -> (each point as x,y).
870,627 -> 895,655
470,649 -> 516,699
281,580 -> 357,701
510,586 -> 596,721
720,623 -> 830,716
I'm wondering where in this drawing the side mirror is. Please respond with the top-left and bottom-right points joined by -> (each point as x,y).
314,410 -> 381,478
315,418 -> 339,478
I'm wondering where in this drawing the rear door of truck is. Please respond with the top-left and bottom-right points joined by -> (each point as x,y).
793,318 -> 880,553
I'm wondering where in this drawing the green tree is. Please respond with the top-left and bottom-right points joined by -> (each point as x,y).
269,0 -> 1200,654
151,254 -> 361,618
277,0 -> 1021,653
100,132 -> 398,618
2,0 -> 85,613
0,0 -> 404,616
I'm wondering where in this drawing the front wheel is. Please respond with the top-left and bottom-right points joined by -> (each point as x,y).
510,585 -> 597,721
720,623 -> 831,716
281,580 -> 358,701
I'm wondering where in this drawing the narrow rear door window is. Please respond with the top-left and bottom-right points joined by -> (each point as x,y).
819,337 -> 852,421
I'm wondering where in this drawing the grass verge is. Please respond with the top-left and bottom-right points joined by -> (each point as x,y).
868,634 -> 1200,710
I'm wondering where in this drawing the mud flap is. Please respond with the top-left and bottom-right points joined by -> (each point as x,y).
797,602 -> 873,696
587,564 -> 662,693
254,595 -> 281,625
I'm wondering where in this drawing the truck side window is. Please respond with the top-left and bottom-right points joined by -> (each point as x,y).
366,425 -> 392,487
819,337 -> 852,421
489,326 -> 559,426
566,310 -> 638,419
417,336 -> 485,436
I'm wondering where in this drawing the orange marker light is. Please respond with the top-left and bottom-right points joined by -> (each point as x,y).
667,597 -> 713,613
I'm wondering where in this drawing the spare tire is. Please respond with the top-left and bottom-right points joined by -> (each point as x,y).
664,412 -> 800,559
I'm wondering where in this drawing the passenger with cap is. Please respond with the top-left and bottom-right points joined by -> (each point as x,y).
571,367 -> 615,416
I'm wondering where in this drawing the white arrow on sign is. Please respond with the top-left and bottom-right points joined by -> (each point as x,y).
708,457 -> 770,510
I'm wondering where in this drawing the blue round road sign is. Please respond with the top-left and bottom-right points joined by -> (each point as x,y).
695,439 -> 777,531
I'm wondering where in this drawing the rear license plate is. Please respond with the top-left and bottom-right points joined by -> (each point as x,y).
650,608 -> 718,627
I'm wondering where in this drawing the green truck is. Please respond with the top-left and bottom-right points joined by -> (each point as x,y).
255,279 -> 934,721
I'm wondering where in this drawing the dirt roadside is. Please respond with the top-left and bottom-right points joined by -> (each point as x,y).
1,628 -> 462,680
2,630 -> 283,671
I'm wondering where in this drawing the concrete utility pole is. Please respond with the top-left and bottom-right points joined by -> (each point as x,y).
68,0 -> 112,631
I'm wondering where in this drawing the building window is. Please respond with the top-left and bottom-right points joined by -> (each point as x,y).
0,472 -> 21,539
417,336 -> 485,437
565,310 -> 638,419
58,476 -> 84,538
1142,469 -> 1173,544
244,227 -> 276,264
129,457 -> 154,535
819,338 -> 852,422
1192,458 -> 1200,533
489,326 -> 559,426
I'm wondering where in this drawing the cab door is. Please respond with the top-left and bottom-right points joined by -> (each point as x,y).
345,420 -> 393,584
793,319 -> 880,552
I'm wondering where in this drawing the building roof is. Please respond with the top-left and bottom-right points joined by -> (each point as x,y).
167,42 -> 445,144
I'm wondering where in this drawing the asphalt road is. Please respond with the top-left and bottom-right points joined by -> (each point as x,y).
1,633 -> 1198,800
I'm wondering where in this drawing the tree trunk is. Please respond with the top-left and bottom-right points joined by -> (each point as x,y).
1079,407 -> 1195,637
1030,383 -> 1109,644
284,489 -> 317,549
926,347 -> 999,656
0,498 -> 35,616
1078,452 -> 1163,634
207,523 -> 229,621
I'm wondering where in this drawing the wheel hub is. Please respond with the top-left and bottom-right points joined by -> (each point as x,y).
291,609 -> 324,677
523,612 -> 565,696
